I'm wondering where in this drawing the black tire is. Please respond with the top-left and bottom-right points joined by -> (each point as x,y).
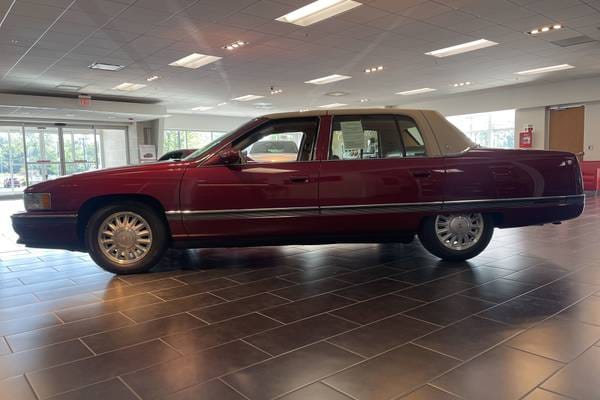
418,213 -> 494,261
85,201 -> 168,274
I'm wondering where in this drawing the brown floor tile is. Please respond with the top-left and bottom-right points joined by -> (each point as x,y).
45,378 -> 138,400
397,279 -> 474,302
0,337 -> 10,355
122,340 -> 269,399
558,295 -> 600,326
0,375 -> 37,400
95,278 -> 186,301
27,339 -> 180,399
393,265 -> 468,285
190,293 -> 289,323
542,346 -> 600,399
83,313 -> 206,353
152,278 -> 240,301
506,317 -> 600,362
331,294 -> 423,325
35,279 -> 131,301
400,385 -> 460,399
522,388 -> 572,400
224,342 -> 362,400
323,344 -> 459,400
121,292 -> 224,323
527,279 -> 600,306
479,295 -> 567,328
0,339 -> 92,380
414,316 -> 521,361
434,346 -> 563,400
0,293 -> 39,309
0,294 -> 103,322
449,266 -> 514,285
56,293 -> 163,323
278,382 -> 351,400
271,278 -> 352,301
245,314 -> 358,355
404,295 -> 495,326
566,265 -> 600,285
328,315 -> 439,357
332,278 -> 411,301
163,313 -> 281,354
335,266 -> 401,284
260,293 -> 355,324
483,255 -> 543,271
164,379 -> 245,400
280,266 -> 350,283
6,313 -> 133,352
210,277 -> 295,300
503,266 -> 570,286
0,313 -> 62,337
0,279 -> 77,299
229,266 -> 300,283
460,278 -> 536,303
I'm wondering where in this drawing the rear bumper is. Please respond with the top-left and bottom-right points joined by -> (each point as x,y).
11,212 -> 83,251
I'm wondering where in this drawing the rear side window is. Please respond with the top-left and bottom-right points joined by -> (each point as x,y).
329,115 -> 426,160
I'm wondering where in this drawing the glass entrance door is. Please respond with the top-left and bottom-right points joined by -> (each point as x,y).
0,126 -> 26,195
62,127 -> 99,175
24,126 -> 62,185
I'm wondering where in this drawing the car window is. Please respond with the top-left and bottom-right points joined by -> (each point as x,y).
329,115 -> 426,160
234,118 -> 319,163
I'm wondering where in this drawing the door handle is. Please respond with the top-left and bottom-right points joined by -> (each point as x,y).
289,176 -> 310,184
411,169 -> 432,178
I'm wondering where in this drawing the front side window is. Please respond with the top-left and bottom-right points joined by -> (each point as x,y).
234,118 -> 319,163
329,115 -> 426,160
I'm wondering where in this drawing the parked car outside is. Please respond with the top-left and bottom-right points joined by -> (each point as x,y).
12,109 -> 584,274
158,149 -> 196,161
3,177 -> 21,188
247,140 -> 299,163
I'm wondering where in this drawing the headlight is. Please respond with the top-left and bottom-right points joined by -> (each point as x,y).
25,193 -> 52,210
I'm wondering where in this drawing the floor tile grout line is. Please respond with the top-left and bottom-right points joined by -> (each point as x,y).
78,337 -> 97,357
324,340 -> 367,359
218,377 -> 252,400
318,380 -> 360,400
117,376 -> 144,400
408,342 -> 464,362
239,338 -> 273,358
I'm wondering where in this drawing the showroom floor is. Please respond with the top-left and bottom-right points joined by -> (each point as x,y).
1,199 -> 599,400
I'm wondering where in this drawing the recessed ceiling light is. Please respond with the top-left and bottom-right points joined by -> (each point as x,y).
65,114 -> 76,117
326,91 -> 349,97
112,82 -> 147,91
276,0 -> 362,26
425,39 -> 498,58
55,84 -> 82,91
516,64 -> 574,75
305,74 -> 352,85
191,106 -> 214,111
254,102 -> 273,109
270,88 -> 283,95
89,62 -> 125,71
364,65 -> 384,73
223,40 -> 248,50
146,75 -> 160,82
232,94 -> 264,101
319,103 -> 347,108
451,81 -> 473,87
217,102 -> 228,106
169,53 -> 222,69
360,98 -> 369,103
396,88 -> 437,95
528,24 -> 563,35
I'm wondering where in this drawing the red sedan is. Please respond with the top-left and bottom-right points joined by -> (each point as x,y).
12,109 -> 584,274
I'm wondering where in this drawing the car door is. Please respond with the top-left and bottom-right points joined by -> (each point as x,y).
178,117 -> 321,241
318,114 -> 445,235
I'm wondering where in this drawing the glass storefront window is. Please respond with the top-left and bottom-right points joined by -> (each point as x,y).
0,126 -> 26,195
163,130 -> 227,154
447,110 -> 515,149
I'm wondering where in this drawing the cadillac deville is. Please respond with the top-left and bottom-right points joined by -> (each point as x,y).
12,109 -> 584,274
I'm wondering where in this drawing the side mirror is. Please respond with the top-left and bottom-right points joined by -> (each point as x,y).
218,149 -> 241,165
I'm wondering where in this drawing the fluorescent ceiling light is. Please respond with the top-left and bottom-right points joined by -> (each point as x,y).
425,39 -> 498,58
516,64 -> 574,75
112,82 -> 147,91
217,102 -> 228,106
232,94 -> 264,101
55,85 -> 82,91
88,62 -> 125,71
277,0 -> 362,26
326,91 -> 349,97
169,53 -> 222,69
396,88 -> 437,95
305,74 -> 351,85
191,106 -> 214,111
319,103 -> 347,108
146,75 -> 160,82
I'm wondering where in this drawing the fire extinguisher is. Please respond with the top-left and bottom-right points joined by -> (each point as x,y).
519,127 -> 533,148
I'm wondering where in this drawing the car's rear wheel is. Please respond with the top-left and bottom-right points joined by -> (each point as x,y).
418,213 -> 493,261
85,202 -> 168,274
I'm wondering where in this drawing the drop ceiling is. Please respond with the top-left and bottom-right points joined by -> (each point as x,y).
0,0 -> 599,118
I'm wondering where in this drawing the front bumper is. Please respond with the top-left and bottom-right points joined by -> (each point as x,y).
11,212 -> 83,251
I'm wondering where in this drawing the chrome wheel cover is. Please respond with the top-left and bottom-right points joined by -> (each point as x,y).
98,211 -> 152,265
435,213 -> 484,251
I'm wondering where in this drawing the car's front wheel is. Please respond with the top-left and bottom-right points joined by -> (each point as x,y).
418,213 -> 494,261
85,202 -> 168,274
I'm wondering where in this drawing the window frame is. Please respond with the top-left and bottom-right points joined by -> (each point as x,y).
327,114 -> 428,161
232,117 -> 321,164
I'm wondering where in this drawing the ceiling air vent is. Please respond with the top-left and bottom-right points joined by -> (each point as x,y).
550,35 -> 597,47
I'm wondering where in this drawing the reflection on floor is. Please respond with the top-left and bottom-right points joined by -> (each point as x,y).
1,198 -> 599,400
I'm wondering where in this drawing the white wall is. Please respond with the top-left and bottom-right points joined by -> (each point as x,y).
164,113 -> 250,132
514,107 -> 547,150
585,103 -> 600,161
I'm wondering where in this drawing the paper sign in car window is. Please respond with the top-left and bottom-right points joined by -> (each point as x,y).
340,121 -> 365,149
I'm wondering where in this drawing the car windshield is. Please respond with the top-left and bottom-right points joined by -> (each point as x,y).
183,119 -> 261,161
